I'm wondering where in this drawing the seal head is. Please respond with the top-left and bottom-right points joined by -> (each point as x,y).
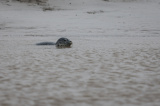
56,38 -> 72,48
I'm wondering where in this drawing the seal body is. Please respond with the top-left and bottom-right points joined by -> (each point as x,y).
36,42 -> 55,45
36,38 -> 72,48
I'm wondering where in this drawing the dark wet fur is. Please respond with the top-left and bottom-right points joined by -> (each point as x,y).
36,42 -> 55,45
36,38 -> 72,48
56,38 -> 72,48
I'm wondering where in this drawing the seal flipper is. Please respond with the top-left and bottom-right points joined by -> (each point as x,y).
36,42 -> 55,45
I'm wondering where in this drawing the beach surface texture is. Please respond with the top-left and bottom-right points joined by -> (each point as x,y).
0,0 -> 160,106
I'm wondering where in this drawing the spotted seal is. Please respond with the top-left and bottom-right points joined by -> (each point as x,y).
36,38 -> 72,48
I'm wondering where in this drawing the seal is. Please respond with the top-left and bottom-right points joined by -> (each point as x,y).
36,38 -> 72,48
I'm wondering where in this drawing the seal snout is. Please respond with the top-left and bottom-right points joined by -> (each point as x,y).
69,41 -> 72,45
66,40 -> 72,47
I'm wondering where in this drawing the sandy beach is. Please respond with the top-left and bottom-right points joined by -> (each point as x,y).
0,0 -> 160,106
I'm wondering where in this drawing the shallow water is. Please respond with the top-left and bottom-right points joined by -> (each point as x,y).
0,36 -> 160,106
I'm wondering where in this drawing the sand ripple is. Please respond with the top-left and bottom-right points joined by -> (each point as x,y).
0,36 -> 160,106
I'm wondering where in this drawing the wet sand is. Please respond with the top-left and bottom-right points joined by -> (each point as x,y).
0,36 -> 160,106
